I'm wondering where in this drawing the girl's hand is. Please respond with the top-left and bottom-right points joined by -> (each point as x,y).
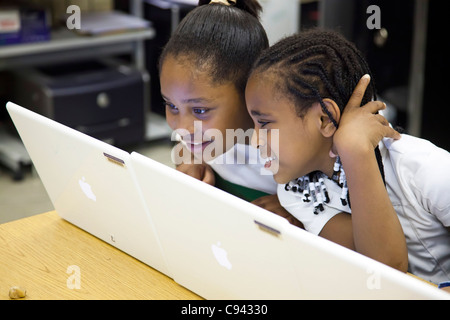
252,194 -> 304,229
332,75 -> 401,158
329,75 -> 408,272
176,163 -> 215,185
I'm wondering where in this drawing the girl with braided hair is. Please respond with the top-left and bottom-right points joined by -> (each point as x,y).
247,29 -> 450,283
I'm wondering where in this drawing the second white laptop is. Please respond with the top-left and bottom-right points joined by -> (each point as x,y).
130,151 -> 450,300
131,151 -> 299,299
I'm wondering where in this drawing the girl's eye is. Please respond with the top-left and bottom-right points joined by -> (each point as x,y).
193,108 -> 209,115
258,120 -> 270,128
165,102 -> 177,109
165,102 -> 178,112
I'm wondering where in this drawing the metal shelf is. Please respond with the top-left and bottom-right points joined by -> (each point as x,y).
0,28 -> 155,70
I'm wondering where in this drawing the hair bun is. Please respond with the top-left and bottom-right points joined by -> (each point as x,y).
209,0 -> 236,5
198,0 -> 262,20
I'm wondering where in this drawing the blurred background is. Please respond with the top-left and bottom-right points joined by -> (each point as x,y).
0,0 -> 447,223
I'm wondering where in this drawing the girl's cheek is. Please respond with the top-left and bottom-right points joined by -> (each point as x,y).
165,114 -> 176,131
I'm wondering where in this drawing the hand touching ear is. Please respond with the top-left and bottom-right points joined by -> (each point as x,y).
331,74 -> 401,158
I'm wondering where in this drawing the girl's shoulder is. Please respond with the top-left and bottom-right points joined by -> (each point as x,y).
382,134 -> 450,174
382,134 -> 450,218
382,133 -> 446,155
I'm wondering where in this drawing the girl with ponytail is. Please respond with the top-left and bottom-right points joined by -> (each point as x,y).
159,1 -> 291,217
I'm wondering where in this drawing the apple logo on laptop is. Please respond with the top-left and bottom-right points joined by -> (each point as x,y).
79,176 -> 96,202
211,242 -> 232,270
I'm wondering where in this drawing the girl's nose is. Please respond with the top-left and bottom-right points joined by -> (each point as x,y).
251,128 -> 266,150
177,117 -> 195,135
176,119 -> 204,143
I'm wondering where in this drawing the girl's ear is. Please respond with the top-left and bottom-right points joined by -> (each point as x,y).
319,98 -> 341,138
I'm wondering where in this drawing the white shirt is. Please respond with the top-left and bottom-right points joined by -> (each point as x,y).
207,143 -> 278,195
278,134 -> 450,284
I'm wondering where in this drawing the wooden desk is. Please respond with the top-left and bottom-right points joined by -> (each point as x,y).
0,211 -> 201,300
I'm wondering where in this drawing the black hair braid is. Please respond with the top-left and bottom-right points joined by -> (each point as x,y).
252,28 -> 386,192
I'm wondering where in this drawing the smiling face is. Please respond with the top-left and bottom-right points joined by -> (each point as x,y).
160,55 -> 253,161
246,71 -> 335,184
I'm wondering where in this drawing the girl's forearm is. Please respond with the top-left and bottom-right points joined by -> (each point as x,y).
340,149 -> 408,272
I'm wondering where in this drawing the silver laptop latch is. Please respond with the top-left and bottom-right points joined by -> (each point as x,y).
103,153 -> 125,166
254,220 -> 281,237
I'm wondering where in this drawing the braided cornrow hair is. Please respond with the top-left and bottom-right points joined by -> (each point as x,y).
252,28 -> 386,200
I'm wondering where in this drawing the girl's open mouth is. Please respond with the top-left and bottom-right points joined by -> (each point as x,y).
264,156 -> 276,169
175,132 -> 214,154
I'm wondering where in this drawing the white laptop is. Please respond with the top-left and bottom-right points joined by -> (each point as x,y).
7,102 -> 449,300
130,151 -> 450,300
131,151 -> 299,299
6,101 -> 170,277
